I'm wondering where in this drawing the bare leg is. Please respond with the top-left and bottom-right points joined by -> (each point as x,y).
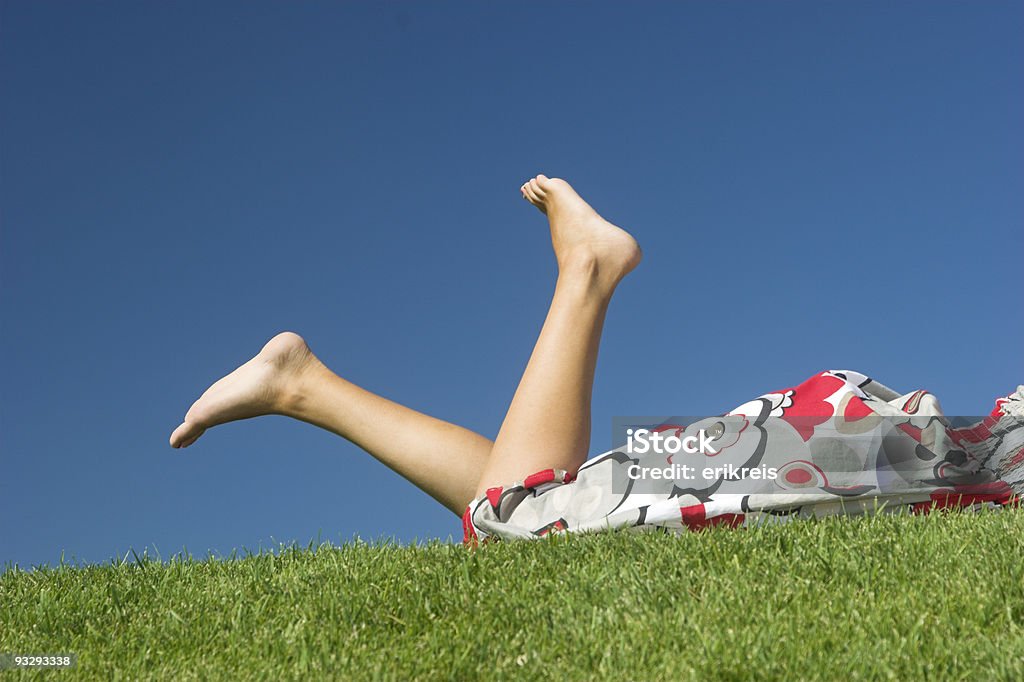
169,332 -> 494,514
475,175 -> 641,495
169,175 -> 639,515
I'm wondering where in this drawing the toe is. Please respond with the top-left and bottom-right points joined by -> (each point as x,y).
523,183 -> 540,204
179,430 -> 204,448
170,421 -> 202,448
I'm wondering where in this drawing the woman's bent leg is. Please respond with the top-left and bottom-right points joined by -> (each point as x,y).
475,175 -> 640,496
169,174 -> 639,514
169,332 -> 493,514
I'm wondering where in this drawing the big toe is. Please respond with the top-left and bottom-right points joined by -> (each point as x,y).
170,421 -> 205,448
532,174 -> 553,192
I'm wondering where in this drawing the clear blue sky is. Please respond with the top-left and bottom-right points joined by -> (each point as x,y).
2,1 -> 1021,569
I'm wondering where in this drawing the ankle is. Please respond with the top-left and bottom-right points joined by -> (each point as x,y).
274,381 -> 306,417
557,247 -> 602,281
270,357 -> 322,418
557,248 -> 622,297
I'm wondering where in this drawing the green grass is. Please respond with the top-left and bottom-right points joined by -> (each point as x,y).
3,509 -> 1024,681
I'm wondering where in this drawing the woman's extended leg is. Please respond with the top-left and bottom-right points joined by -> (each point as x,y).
474,175 -> 641,495
169,174 -> 639,515
168,332 -> 494,515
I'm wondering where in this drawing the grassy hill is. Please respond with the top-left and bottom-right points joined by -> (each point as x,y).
2,508 -> 1023,680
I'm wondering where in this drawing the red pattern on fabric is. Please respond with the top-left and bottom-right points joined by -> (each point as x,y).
901,390 -> 925,414
680,503 -> 706,528
463,377 -> 1021,543
785,468 -> 813,485
991,393 -> 1017,417
485,487 -> 503,510
680,504 -> 745,531
536,519 -> 567,536
911,481 -> 1017,514
780,373 -> 844,441
897,422 -> 923,442
523,469 -> 557,489
843,396 -> 874,421
461,506 -> 478,546
949,415 -> 999,445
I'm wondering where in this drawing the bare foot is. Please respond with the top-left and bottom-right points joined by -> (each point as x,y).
520,174 -> 642,289
169,331 -> 319,448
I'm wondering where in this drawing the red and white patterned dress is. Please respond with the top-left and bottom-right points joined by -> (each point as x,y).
464,370 -> 1024,542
